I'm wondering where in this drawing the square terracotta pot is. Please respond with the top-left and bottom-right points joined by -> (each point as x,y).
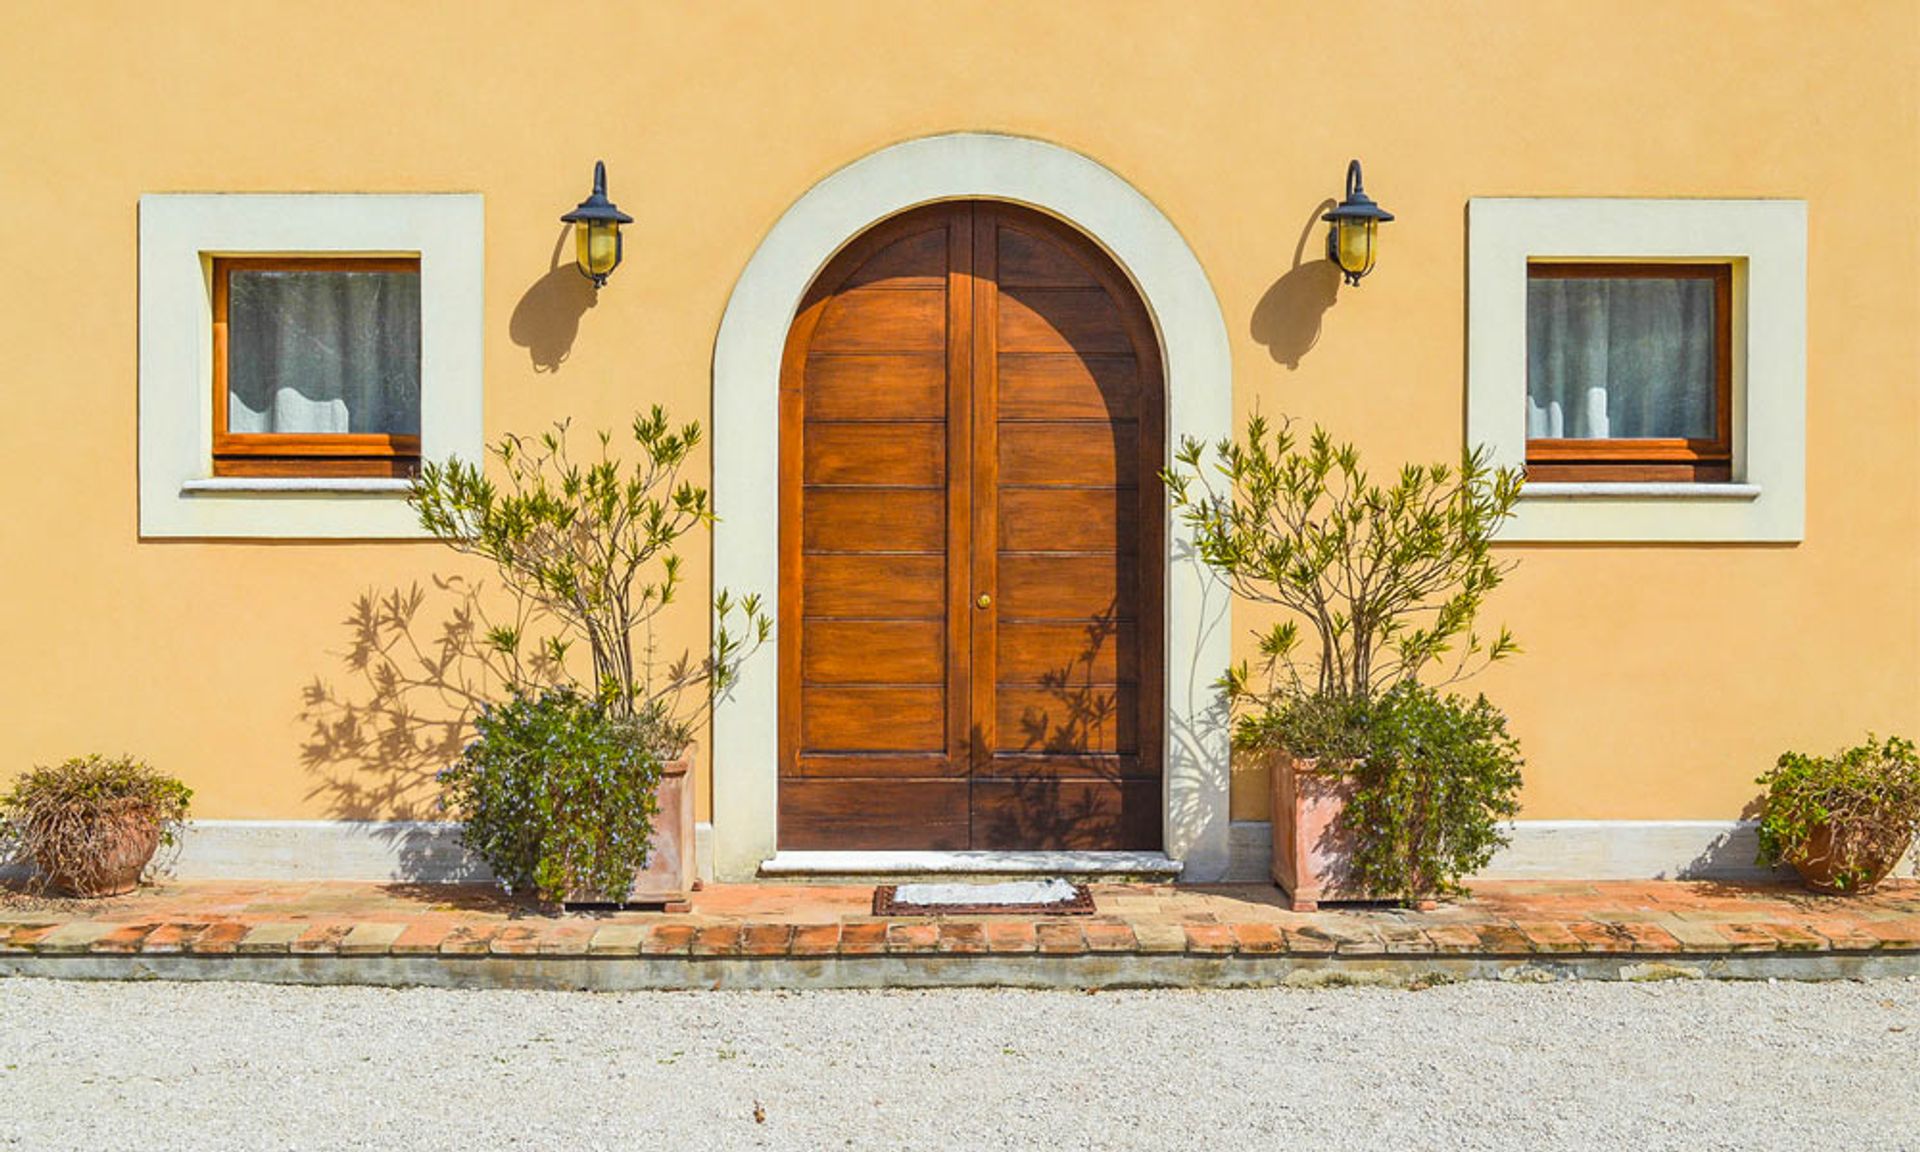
565,750 -> 697,910
1269,753 -> 1370,912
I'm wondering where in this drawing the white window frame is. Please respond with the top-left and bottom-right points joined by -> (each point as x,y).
1466,198 -> 1806,542
139,194 -> 484,539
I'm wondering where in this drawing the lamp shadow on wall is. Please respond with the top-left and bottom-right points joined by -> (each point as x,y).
508,225 -> 598,373
1250,198 -> 1341,370
299,578 -> 554,886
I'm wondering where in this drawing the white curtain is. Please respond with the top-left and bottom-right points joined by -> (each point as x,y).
1526,276 -> 1715,440
227,270 -> 421,435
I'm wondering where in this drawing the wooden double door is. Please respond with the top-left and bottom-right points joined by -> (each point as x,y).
778,202 -> 1164,852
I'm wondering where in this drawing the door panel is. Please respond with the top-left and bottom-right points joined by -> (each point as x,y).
808,288 -> 947,352
997,226 -> 1105,288
801,619 -> 945,683
996,422 -> 1139,486
803,423 -> 945,486
803,354 -> 947,421
779,202 -> 1162,851
800,686 -> 946,751
802,488 -> 945,552
840,228 -> 951,289
996,554 -> 1134,619
791,753 -> 969,779
998,356 -> 1140,420
996,289 -> 1136,355
801,554 -> 946,617
994,620 -> 1138,683
997,488 -> 1134,553
968,778 -> 1162,851
781,779 -> 971,850
994,686 -> 1140,755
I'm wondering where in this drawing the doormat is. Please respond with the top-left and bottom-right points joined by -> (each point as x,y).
872,879 -> 1095,917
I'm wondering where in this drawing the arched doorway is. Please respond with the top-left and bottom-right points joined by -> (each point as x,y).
776,202 -> 1165,851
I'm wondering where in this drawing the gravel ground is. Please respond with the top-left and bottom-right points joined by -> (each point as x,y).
2,976 -> 1917,1151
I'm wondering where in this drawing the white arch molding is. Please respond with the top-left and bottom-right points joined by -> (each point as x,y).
710,133 -> 1233,881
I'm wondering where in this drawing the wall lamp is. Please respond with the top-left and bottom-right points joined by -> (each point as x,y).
561,160 -> 632,287
1322,159 -> 1393,286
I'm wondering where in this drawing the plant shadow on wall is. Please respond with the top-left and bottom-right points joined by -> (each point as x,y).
1249,199 -> 1341,370
508,225 -> 599,372
302,411 -> 770,896
298,577 -> 555,882
1678,793 -> 1772,881
978,601 -> 1150,850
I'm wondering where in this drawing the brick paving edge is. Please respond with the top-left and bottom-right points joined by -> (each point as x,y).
6,948 -> 1920,992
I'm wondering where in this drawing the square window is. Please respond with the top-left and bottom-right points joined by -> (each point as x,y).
139,194 -> 483,539
214,257 -> 423,477
1465,198 -> 1806,543
1524,263 -> 1731,483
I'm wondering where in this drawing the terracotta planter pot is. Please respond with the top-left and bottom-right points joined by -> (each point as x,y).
1270,753 -> 1372,912
38,812 -> 163,898
564,750 -> 698,910
1790,821 -> 1912,895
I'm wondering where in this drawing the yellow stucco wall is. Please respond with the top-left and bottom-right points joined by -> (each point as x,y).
0,1 -> 1914,827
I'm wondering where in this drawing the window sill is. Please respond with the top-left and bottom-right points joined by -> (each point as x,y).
1522,482 -> 1761,501
181,477 -> 414,495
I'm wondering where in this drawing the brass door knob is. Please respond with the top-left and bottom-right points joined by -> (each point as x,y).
976,593 -> 992,609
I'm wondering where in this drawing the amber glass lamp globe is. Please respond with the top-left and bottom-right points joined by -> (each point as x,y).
1322,159 -> 1394,286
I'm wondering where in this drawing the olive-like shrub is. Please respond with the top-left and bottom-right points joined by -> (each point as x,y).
1166,415 -> 1526,902
412,409 -> 768,901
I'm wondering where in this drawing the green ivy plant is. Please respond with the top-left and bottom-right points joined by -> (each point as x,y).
1165,415 -> 1527,901
1755,735 -> 1920,893
437,688 -> 658,902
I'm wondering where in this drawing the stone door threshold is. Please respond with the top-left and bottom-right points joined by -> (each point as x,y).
758,850 -> 1184,879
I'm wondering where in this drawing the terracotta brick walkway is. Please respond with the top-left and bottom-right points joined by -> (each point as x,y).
5,879 -> 1919,966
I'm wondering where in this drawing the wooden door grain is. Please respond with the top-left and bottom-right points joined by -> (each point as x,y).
969,206 -> 1163,851
777,203 -> 1162,851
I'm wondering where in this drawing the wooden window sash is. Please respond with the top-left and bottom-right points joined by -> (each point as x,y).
211,256 -> 422,478
1524,261 -> 1733,483
1526,439 -> 1729,462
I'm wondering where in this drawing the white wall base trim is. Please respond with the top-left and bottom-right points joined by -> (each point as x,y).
1225,819 -> 1794,883
166,820 -> 490,884
696,821 -> 715,884
7,818 -> 1839,886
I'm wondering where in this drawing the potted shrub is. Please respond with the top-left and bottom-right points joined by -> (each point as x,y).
0,755 -> 192,897
413,409 -> 767,907
1755,735 -> 1920,894
1166,416 -> 1526,909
